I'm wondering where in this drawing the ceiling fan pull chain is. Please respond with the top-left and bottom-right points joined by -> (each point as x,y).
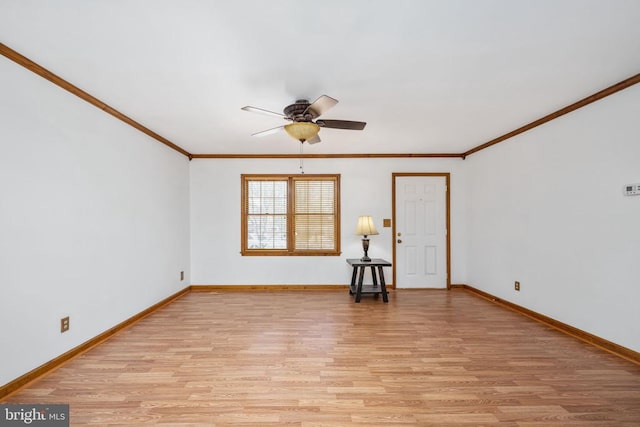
299,142 -> 304,174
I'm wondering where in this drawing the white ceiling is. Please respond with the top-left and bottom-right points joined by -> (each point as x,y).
2,0 -> 639,155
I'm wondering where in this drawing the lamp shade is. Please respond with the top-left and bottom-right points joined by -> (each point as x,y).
284,122 -> 320,142
355,215 -> 379,236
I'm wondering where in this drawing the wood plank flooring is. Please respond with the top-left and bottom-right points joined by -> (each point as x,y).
4,289 -> 640,426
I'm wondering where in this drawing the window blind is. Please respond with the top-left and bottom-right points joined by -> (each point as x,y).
241,174 -> 340,256
293,179 -> 336,250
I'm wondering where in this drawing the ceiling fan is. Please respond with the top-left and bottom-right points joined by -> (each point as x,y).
241,95 -> 366,144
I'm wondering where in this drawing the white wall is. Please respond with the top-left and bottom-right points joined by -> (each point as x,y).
0,59 -> 191,387
466,83 -> 640,352
190,157 -> 467,286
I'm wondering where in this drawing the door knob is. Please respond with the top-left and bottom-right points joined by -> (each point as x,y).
397,239 -> 402,244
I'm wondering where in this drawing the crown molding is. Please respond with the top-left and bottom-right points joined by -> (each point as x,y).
462,73 -> 640,158
2,42 -> 638,161
191,153 -> 464,159
0,42 -> 193,159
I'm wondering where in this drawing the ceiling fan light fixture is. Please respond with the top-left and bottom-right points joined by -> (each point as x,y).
284,122 -> 320,142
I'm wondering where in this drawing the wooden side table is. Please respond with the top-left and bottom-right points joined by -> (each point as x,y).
346,258 -> 392,303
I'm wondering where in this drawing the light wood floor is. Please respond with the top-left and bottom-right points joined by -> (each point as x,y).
4,289 -> 640,426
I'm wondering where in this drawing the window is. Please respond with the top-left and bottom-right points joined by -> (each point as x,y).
241,174 -> 340,256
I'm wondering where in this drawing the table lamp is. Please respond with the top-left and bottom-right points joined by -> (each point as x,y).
355,215 -> 379,262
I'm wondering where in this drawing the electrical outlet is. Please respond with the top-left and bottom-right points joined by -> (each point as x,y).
180,271 -> 184,281
514,281 -> 520,291
60,316 -> 70,333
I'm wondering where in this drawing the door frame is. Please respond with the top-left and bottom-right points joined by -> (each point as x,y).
392,172 -> 451,290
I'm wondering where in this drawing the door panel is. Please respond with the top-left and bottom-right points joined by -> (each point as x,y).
406,246 -> 417,275
395,175 -> 448,288
425,245 -> 437,275
405,200 -> 417,234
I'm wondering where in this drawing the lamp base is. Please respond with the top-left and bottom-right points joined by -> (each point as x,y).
360,237 -> 372,262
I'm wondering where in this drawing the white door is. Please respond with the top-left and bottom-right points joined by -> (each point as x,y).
394,175 -> 448,288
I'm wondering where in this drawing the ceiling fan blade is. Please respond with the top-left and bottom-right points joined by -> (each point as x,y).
316,119 -> 366,130
304,95 -> 338,117
241,106 -> 287,119
306,134 -> 321,144
251,125 -> 285,137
